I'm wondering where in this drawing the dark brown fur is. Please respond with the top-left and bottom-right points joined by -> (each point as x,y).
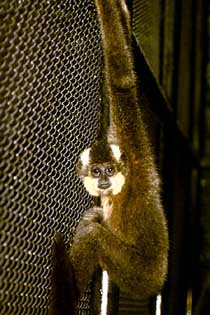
69,0 -> 168,300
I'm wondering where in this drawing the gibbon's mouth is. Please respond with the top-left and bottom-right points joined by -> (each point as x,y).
98,183 -> 111,190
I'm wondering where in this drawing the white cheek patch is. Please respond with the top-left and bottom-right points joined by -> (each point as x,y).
83,176 -> 99,196
80,148 -> 90,167
110,144 -> 121,161
110,172 -> 125,195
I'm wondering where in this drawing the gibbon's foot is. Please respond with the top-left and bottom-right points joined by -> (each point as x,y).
50,233 -> 78,315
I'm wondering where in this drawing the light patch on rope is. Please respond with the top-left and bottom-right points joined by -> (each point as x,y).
101,270 -> 109,315
156,294 -> 162,315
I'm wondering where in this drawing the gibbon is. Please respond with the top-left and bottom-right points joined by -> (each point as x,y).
70,0 -> 168,300
51,0 -> 169,313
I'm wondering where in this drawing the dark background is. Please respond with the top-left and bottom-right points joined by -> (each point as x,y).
0,0 -> 209,314
132,0 -> 210,314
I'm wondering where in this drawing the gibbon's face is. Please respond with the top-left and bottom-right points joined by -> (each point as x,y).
78,145 -> 125,197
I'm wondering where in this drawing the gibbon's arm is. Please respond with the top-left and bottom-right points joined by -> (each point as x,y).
95,0 -> 143,152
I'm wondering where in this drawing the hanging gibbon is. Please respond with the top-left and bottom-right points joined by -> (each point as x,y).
51,0 -> 169,313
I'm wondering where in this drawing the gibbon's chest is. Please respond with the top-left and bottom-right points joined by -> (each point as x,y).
101,196 -> 113,221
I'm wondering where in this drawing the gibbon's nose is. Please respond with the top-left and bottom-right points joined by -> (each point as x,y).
98,171 -> 111,189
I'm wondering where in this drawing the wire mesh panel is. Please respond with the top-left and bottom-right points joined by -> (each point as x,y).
132,0 -> 161,79
0,0 -> 103,314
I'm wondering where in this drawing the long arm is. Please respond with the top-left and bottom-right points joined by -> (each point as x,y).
95,0 -> 142,151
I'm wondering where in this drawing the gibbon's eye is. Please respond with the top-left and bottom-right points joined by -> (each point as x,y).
91,166 -> 101,178
106,166 -> 115,177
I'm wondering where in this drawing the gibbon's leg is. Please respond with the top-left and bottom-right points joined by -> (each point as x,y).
70,208 -> 166,298
98,227 -> 165,298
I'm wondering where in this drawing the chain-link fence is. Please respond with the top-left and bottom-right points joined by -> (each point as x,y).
0,1 -> 103,314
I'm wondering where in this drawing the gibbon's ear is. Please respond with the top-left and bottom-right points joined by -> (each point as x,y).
110,144 -> 122,162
